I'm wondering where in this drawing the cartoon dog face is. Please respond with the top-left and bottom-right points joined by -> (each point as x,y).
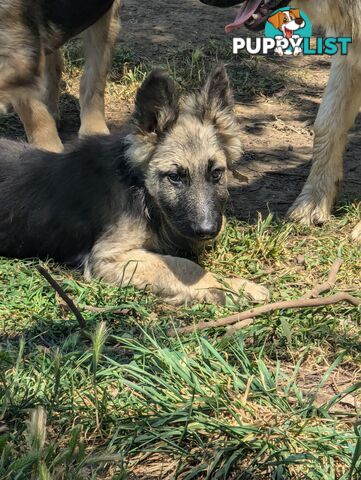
268,9 -> 305,38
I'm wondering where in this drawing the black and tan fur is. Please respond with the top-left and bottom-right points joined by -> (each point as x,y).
0,0 -> 121,152
0,66 -> 268,305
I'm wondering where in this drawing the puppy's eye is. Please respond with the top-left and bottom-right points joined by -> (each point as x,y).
211,169 -> 224,182
168,173 -> 183,185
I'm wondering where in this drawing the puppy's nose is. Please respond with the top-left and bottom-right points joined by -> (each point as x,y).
194,220 -> 219,240
295,18 -> 304,25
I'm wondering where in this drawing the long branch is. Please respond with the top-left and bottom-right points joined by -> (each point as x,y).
169,293 -> 360,337
226,292 -> 360,335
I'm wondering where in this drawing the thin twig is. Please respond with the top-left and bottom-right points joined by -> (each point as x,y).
226,293 -> 360,336
301,258 -> 343,299
57,297 -> 130,316
169,292 -> 360,337
81,305 -> 130,315
36,265 -> 87,330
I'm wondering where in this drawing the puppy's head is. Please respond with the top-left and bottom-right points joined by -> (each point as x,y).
127,65 -> 242,243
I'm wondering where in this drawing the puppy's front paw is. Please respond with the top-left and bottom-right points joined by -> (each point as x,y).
227,278 -> 270,303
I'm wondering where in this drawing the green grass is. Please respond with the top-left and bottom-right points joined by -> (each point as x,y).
0,207 -> 360,479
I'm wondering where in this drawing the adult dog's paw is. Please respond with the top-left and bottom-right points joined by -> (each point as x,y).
287,193 -> 331,226
79,119 -> 110,138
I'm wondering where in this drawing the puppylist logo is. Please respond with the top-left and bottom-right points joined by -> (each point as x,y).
233,7 -> 352,56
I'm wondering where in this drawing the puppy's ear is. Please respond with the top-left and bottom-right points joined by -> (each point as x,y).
184,64 -> 242,167
133,69 -> 179,136
203,63 -> 234,114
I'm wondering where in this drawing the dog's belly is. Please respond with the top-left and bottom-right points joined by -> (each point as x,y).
42,0 -> 116,49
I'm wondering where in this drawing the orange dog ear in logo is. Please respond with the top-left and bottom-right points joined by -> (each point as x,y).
268,11 -> 287,30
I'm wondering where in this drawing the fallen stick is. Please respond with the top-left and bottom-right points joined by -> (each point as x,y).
81,304 -> 130,315
301,258 -> 343,299
55,293 -> 130,316
169,292 -> 360,337
226,292 -> 360,336
36,265 -> 87,330
169,258 -> 360,337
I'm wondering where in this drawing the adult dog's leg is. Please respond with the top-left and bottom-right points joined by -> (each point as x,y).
288,55 -> 361,231
43,50 -> 63,126
2,34 -> 63,152
79,0 -> 121,137
13,89 -> 63,152
86,249 -> 269,306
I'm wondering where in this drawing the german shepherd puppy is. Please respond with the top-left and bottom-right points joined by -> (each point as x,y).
0,0 -> 121,153
201,0 -> 361,242
0,66 -> 269,305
